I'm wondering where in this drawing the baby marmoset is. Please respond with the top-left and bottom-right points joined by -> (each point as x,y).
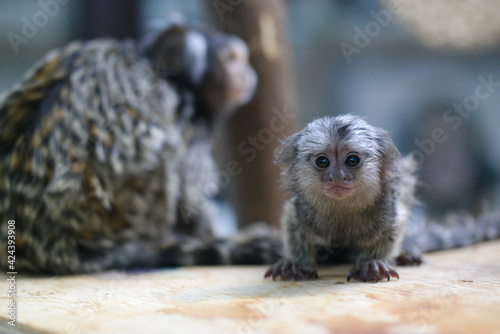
265,114 -> 500,282
0,25 -> 280,274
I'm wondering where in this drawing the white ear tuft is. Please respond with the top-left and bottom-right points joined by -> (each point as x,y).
184,31 -> 207,85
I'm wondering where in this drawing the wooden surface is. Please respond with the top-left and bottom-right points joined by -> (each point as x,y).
1,240 -> 500,334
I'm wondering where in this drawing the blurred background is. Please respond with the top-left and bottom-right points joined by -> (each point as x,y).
1,0 -> 499,227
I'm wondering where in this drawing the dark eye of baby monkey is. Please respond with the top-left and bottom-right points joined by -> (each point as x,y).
345,155 -> 361,168
315,156 -> 330,168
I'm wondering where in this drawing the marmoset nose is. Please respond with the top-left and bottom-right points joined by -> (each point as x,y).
329,169 -> 346,182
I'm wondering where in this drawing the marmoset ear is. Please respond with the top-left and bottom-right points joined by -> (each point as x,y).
145,25 -> 208,86
275,132 -> 301,166
375,128 -> 401,171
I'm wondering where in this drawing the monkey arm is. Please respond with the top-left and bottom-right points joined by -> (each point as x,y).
355,233 -> 400,267
349,231 -> 401,282
264,200 -> 318,280
283,200 -> 317,268
175,133 -> 219,238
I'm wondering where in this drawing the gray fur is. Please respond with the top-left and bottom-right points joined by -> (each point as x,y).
267,115 -> 417,282
266,115 -> 500,282
403,211 -> 500,253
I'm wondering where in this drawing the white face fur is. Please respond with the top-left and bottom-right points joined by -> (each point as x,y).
216,36 -> 257,109
277,115 -> 400,209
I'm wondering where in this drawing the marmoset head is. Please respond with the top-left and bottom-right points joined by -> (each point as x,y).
276,115 -> 400,207
145,25 -> 257,115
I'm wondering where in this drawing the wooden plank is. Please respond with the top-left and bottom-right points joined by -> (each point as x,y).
1,240 -> 500,334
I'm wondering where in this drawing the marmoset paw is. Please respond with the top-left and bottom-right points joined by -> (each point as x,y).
395,247 -> 423,266
264,259 -> 318,281
347,260 -> 399,283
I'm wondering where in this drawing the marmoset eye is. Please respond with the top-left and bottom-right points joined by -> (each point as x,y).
345,155 -> 360,167
315,156 -> 330,168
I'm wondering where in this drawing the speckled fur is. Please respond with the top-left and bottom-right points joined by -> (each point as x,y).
0,26 -> 280,275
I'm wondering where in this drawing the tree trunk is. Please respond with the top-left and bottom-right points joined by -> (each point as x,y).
208,0 -> 299,227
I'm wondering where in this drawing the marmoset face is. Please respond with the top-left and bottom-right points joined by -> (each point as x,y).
277,115 -> 400,206
311,147 -> 362,200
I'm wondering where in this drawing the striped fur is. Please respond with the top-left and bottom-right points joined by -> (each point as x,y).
403,211 -> 500,253
0,26 -> 278,275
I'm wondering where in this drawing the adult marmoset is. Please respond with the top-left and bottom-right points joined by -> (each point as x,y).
265,115 -> 500,282
0,25 -> 280,274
